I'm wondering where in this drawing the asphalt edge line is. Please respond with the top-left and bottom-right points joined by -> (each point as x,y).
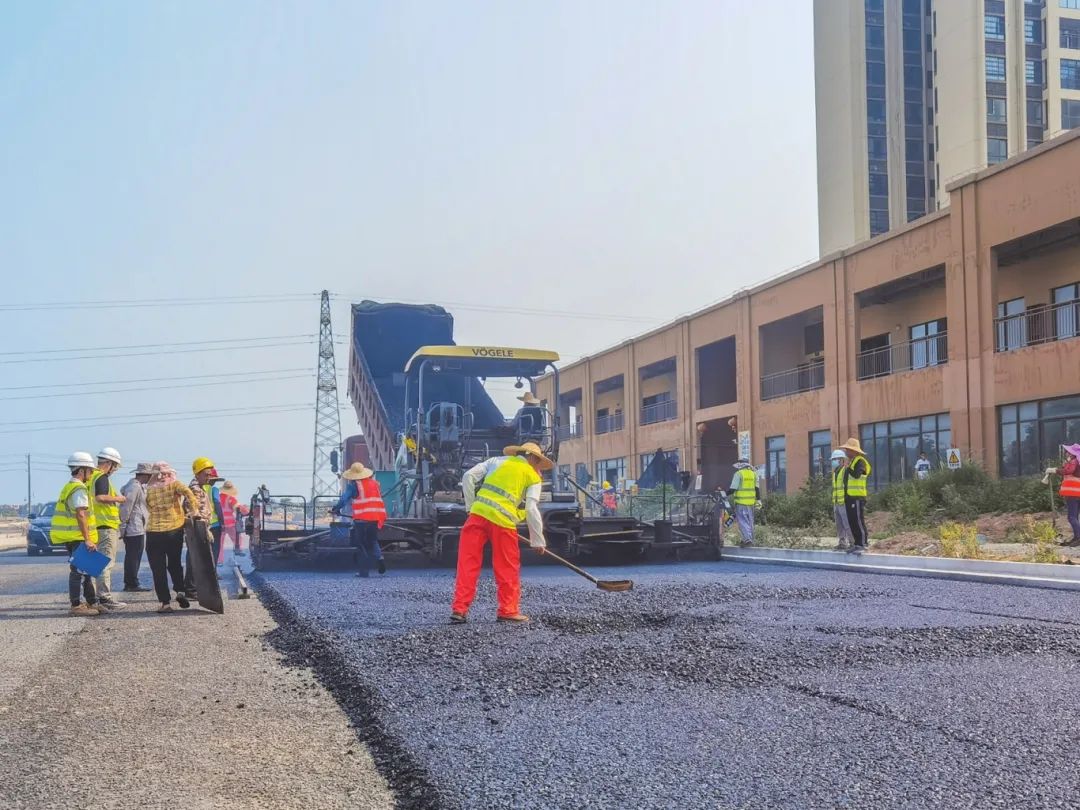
723,553 -> 1080,591
247,572 -> 445,810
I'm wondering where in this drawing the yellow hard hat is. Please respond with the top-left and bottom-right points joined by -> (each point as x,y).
192,456 -> 215,475
602,480 -> 612,490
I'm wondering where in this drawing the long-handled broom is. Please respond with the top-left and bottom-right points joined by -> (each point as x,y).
518,535 -> 633,592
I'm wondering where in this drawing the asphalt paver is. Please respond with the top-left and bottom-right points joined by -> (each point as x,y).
258,560 -> 1080,810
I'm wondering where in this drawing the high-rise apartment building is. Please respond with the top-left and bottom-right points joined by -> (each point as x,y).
815,0 -> 1080,255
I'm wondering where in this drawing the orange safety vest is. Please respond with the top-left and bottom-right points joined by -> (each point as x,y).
351,478 -> 387,527
1060,476 -> 1080,498
602,491 -> 617,510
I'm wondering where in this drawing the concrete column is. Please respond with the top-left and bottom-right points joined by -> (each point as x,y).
680,320 -> 694,468
832,257 -> 854,439
885,0 -> 908,228
736,294 -> 756,461
583,360 -> 594,480
627,343 -> 638,476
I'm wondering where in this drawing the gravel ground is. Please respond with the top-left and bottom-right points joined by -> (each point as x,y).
0,550 -> 394,810
258,559 -> 1080,810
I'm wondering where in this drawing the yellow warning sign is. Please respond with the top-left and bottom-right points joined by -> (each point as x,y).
946,448 -> 961,469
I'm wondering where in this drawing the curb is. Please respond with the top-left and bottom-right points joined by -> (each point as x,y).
722,546 -> 1080,591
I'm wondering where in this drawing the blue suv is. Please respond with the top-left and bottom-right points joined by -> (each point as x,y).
26,502 -> 57,556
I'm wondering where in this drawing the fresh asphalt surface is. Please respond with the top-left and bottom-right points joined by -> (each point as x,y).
255,554 -> 1080,810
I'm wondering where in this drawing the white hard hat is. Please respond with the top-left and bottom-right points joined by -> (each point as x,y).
67,451 -> 96,469
830,449 -> 847,460
97,447 -> 122,465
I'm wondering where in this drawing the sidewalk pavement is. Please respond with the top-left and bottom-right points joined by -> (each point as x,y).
0,563 -> 394,810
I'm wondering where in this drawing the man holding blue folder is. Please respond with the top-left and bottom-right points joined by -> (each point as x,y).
50,451 -> 106,617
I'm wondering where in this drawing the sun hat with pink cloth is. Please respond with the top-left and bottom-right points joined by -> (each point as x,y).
149,461 -> 178,487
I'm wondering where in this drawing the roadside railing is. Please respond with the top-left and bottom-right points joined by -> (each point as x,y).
640,398 -> 677,426
994,300 -> 1080,352
759,359 -> 824,401
856,333 -> 948,380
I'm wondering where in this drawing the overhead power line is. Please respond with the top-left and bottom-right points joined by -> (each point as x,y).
3,402 -> 313,428
0,404 -> 313,435
0,340 -> 313,365
0,372 -> 312,402
2,367 -> 313,392
0,293 -> 318,312
0,334 -> 313,357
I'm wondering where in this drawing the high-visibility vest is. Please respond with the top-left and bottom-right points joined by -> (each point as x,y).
845,456 -> 872,499
1060,477 -> 1080,498
51,479 -> 97,545
351,478 -> 387,527
832,467 -> 846,505
732,467 -> 757,506
602,491 -> 617,510
88,469 -> 120,529
220,493 -> 238,528
470,456 -> 541,529
203,484 -> 220,527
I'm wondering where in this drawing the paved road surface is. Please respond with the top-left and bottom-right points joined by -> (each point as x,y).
0,549 -> 394,810
258,558 -> 1080,810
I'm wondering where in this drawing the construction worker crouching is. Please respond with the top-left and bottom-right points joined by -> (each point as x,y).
728,457 -> 759,548
332,462 -> 388,578
451,442 -> 552,624
830,449 -> 853,551
51,452 -> 104,616
89,447 -> 128,611
839,438 -> 872,553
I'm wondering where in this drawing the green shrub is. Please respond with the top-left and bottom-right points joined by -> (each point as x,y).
761,475 -> 832,532
939,521 -> 980,559
887,483 -> 932,531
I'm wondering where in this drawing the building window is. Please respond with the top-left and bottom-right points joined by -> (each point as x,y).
1000,396 -> 1080,478
1063,18 -> 1080,49
1026,59 -> 1044,85
869,173 -> 889,196
595,458 -> 626,488
988,137 -> 1008,164
766,436 -> 787,495
910,318 -> 947,369
1025,18 -> 1042,45
640,391 -> 676,425
809,430 -> 833,479
558,464 -> 571,483
987,97 -> 1007,123
1063,59 -> 1080,90
1053,283 -> 1080,340
595,407 -> 624,435
869,209 -> 890,236
1063,0 -> 1080,10
859,413 -> 952,490
985,14 -> 1005,40
1063,99 -> 1080,129
986,56 -> 1007,82
996,297 -> 1027,351
639,450 -> 679,483
1027,99 -> 1045,126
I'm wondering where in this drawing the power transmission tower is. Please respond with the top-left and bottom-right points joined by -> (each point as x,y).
311,290 -> 343,503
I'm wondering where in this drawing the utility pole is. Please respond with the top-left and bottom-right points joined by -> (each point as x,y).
311,290 -> 343,504
26,454 -> 31,516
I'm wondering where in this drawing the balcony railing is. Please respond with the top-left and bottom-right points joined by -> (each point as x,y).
994,300 -> 1080,352
857,333 -> 948,380
759,358 -> 824,401
556,421 -> 586,442
640,398 -> 677,425
595,411 -> 625,435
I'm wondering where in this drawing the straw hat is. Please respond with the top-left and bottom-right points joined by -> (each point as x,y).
341,462 -> 375,481
221,481 -> 240,497
839,437 -> 864,454
1063,443 -> 1080,459
517,391 -> 542,406
502,441 -> 554,471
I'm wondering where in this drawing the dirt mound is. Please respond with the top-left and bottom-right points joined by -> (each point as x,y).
869,531 -> 937,555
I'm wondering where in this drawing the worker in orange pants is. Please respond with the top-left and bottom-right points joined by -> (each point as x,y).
451,441 -> 552,624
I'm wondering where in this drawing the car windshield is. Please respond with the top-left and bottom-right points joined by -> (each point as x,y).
39,502 -> 56,518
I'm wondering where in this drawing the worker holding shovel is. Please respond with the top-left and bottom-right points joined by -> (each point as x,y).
451,441 -> 552,625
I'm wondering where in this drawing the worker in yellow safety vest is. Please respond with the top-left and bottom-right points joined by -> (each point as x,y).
727,457 -> 760,547
451,442 -> 552,624
51,452 -> 105,616
830,449 -> 853,550
89,447 -> 127,610
839,438 -> 872,553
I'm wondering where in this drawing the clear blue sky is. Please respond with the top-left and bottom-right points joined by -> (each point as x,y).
0,1 -> 817,503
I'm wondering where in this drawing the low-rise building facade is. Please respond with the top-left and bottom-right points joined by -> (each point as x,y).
536,129 -> 1080,494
